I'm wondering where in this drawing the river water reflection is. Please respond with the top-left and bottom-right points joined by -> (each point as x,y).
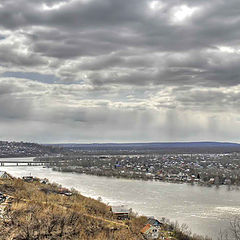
1,158 -> 240,239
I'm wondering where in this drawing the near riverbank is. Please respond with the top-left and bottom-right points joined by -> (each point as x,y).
0,173 -> 211,240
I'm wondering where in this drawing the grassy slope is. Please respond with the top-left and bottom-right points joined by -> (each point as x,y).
0,178 -> 147,240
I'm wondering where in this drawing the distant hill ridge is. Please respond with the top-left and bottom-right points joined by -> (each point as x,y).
52,141 -> 240,148
0,140 -> 65,158
2,141 -> 240,155
48,142 -> 240,154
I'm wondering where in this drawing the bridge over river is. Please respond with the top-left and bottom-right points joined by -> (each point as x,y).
0,160 -> 67,167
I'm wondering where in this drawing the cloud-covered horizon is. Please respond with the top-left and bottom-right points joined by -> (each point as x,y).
0,0 -> 240,143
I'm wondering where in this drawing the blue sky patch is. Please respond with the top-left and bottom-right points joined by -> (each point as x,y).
1,71 -> 59,84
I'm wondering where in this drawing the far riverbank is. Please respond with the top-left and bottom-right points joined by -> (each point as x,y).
52,166 -> 239,190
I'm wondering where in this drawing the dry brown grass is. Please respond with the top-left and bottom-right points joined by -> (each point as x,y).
0,178 -> 145,240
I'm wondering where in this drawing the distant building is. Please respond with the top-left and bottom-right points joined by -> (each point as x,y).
209,178 -> 215,184
224,179 -> 231,185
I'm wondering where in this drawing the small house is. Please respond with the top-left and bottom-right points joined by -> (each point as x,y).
111,205 -> 130,220
40,178 -> 49,184
141,223 -> 160,239
58,188 -> 73,196
22,176 -> 34,182
209,178 -> 215,184
147,217 -> 163,228
224,179 -> 231,185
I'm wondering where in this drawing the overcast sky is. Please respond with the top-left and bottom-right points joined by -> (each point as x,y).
0,0 -> 240,143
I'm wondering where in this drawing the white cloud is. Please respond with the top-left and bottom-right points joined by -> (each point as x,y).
149,1 -> 164,11
42,2 -> 69,11
171,5 -> 198,23
218,46 -> 240,54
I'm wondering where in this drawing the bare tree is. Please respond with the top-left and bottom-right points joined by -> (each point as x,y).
218,217 -> 240,240
230,216 -> 240,240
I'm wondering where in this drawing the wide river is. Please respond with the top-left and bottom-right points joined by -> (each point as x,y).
1,157 -> 240,239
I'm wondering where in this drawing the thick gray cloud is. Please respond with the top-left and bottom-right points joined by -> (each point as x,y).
0,0 -> 239,142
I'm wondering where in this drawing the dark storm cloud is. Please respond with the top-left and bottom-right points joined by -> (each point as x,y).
0,0 -> 146,29
0,41 -> 47,67
0,0 -> 240,142
1,0 -> 240,86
